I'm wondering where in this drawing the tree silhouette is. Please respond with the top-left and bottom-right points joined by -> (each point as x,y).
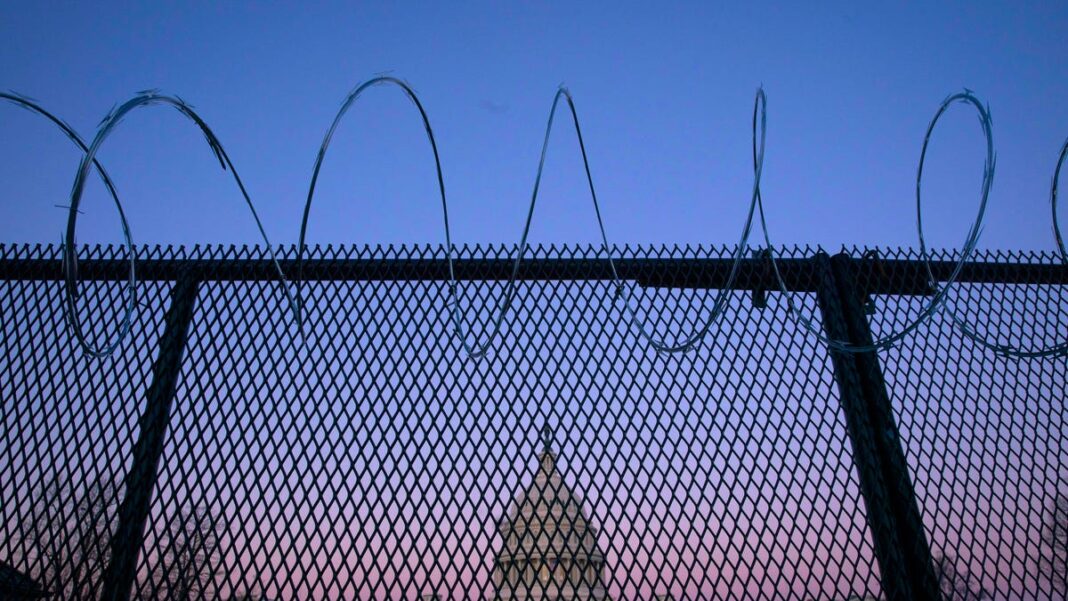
143,504 -> 223,600
18,475 -> 119,599
932,551 -> 990,600
1041,494 -> 1068,593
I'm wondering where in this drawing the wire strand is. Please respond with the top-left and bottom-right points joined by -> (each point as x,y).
6,81 -> 1065,359
60,91 -> 297,357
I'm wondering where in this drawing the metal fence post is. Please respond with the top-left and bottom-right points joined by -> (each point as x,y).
813,252 -> 940,601
100,275 -> 199,601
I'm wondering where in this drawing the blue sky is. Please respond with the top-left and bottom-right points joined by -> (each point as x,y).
1,2 -> 1067,252
2,5 -> 1066,598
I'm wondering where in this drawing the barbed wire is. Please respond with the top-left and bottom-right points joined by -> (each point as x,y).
756,92 -> 997,354
58,90 -> 299,357
1052,137 -> 1068,261
1,91 -> 138,358
3,80 -> 1065,359
298,77 -> 763,356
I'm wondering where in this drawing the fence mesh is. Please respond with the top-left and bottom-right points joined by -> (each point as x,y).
0,243 -> 1064,601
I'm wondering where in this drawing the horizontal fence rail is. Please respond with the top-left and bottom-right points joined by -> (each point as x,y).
4,252 -> 1067,289
0,244 -> 1064,601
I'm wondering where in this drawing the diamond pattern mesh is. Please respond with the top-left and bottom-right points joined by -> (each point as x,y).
859,249 -> 1068,600
0,243 -> 1063,601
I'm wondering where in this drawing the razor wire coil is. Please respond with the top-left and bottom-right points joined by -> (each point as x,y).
3,79 -> 1066,359
57,91 -> 299,357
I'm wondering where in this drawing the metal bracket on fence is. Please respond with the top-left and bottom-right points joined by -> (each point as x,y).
859,249 -> 883,313
99,275 -> 200,601
750,248 -> 773,309
815,252 -> 941,601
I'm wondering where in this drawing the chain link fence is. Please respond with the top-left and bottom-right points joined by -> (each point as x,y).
0,243 -> 1064,601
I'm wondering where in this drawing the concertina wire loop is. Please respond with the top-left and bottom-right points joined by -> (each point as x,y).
59,91 -> 299,358
1,91 -> 137,358
3,79 -> 1065,359
298,77 -> 763,357
754,93 -> 1066,358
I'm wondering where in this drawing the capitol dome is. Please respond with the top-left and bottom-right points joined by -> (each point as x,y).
492,427 -> 610,600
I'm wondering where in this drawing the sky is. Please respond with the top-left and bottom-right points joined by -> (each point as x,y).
1,2 -> 1067,253
2,4 -> 1067,599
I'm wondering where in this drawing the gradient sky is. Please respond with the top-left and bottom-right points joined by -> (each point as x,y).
2,5 -> 1067,599
1,2 -> 1067,253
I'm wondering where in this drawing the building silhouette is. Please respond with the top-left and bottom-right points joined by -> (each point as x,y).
492,426 -> 611,600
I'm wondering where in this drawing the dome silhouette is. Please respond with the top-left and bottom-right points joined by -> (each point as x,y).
492,426 -> 610,600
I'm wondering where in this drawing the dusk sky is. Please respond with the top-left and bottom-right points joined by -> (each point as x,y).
1,3 -> 1067,253
2,4 -> 1067,600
